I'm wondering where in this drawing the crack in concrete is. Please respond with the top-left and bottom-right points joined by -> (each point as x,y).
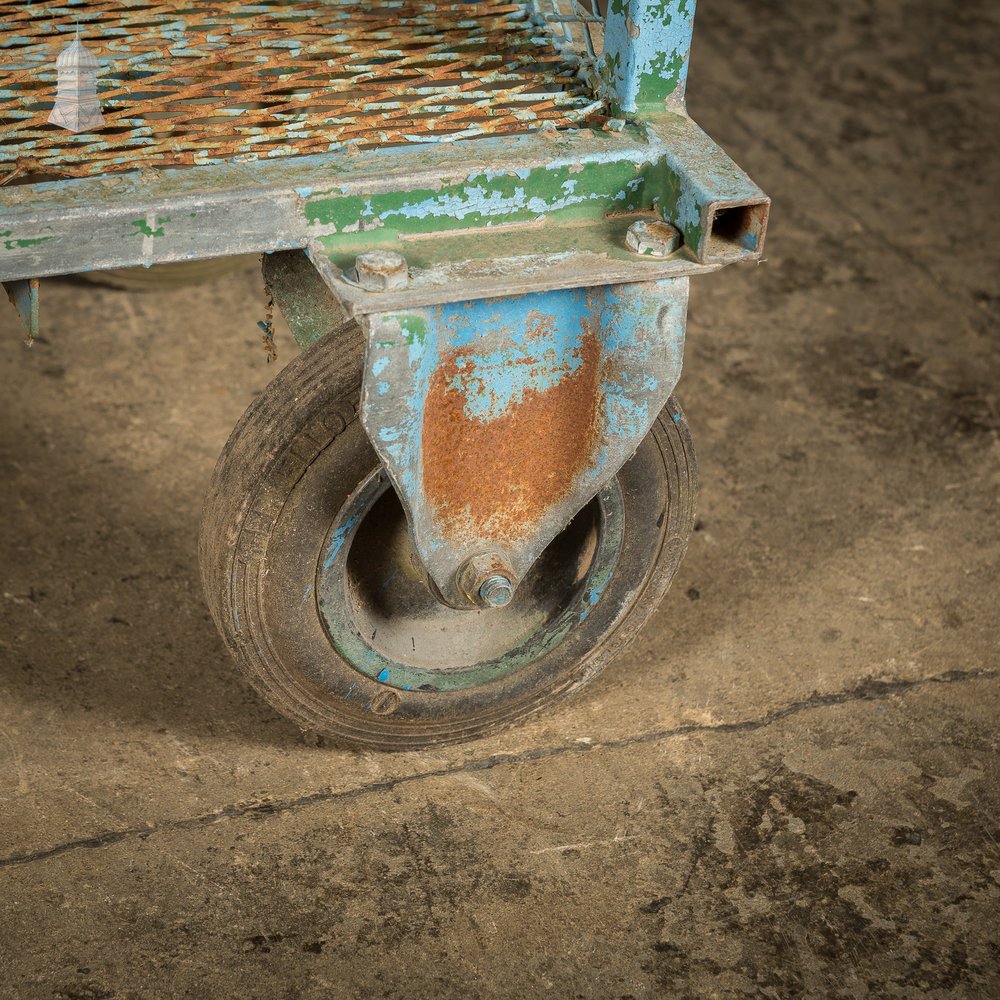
1,667 -> 995,871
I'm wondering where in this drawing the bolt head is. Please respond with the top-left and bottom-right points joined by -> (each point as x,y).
625,219 -> 682,258
355,250 -> 409,292
479,575 -> 515,609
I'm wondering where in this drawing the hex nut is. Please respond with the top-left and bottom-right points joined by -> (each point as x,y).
625,219 -> 682,257
355,249 -> 409,291
457,553 -> 518,609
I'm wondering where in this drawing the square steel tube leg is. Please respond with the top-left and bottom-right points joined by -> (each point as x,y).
601,0 -> 698,115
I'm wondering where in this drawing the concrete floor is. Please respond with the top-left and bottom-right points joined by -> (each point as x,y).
2,2 -> 998,997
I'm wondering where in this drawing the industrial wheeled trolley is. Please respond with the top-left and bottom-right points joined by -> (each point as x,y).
1,1 -> 769,748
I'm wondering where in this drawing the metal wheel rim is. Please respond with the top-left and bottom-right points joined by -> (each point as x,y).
316,470 -> 625,693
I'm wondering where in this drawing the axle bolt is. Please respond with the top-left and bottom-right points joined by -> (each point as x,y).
355,249 -> 409,291
625,219 -> 682,257
479,575 -> 515,609
457,553 -> 519,609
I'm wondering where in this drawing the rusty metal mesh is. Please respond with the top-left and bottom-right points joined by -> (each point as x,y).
0,1 -> 604,182
534,0 -> 604,74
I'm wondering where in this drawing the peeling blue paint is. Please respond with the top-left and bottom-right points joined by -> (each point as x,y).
321,511 -> 361,569
601,0 -> 698,114
431,289 -> 589,421
580,566 -> 613,621
361,278 -> 690,603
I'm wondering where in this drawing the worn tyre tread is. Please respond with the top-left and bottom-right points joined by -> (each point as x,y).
200,319 -> 365,654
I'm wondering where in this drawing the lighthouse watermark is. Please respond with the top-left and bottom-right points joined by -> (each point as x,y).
49,30 -> 105,133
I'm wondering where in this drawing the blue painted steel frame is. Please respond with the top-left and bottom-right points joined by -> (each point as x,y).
1,1 -> 769,602
0,3 -> 767,286
362,279 -> 689,608
354,0 -> 766,601
600,0 -> 698,114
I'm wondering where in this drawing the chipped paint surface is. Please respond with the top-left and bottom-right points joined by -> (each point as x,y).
601,0 -> 698,114
0,1 -> 769,286
130,217 -> 168,238
0,113 -> 766,280
361,279 -> 689,607
653,113 -> 770,260
307,158 -> 657,244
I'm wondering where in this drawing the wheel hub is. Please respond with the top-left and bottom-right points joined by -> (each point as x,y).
315,471 -> 624,693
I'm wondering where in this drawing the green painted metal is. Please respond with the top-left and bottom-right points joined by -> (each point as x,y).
304,115 -> 766,267
306,150 -> 656,232
600,0 -> 698,115
262,249 -> 350,352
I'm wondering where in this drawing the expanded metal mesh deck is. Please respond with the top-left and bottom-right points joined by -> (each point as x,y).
0,1 -> 604,182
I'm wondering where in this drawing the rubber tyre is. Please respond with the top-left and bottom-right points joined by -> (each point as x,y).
200,326 -> 697,749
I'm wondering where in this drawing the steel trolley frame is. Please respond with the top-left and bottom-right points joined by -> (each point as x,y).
1,1 -> 769,746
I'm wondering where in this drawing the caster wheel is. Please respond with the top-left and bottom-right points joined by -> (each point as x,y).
200,326 -> 697,750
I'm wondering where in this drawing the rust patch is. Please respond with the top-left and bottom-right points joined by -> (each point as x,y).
422,329 -> 601,543
0,1 -> 597,181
